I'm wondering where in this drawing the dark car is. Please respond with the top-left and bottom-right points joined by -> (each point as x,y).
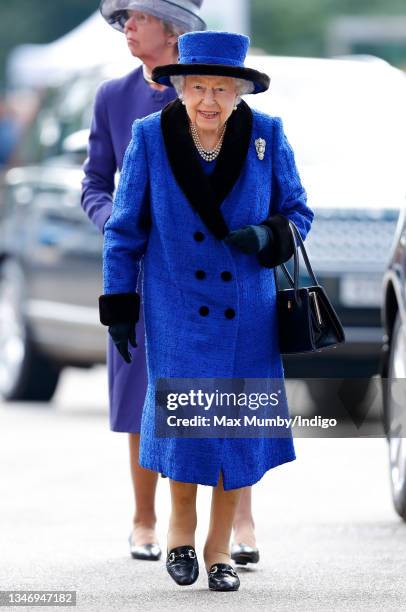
1,56 -> 406,404
381,205 -> 406,520
0,69 -> 111,400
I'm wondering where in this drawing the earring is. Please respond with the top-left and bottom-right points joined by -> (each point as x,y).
233,104 -> 238,111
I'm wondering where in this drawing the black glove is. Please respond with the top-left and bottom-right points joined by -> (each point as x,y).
225,224 -> 273,254
108,322 -> 137,364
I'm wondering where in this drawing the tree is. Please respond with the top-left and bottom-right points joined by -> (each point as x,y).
251,0 -> 406,62
0,0 -> 95,87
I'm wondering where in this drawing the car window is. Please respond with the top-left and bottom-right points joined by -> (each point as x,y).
18,71 -> 105,166
18,88 -> 60,165
56,75 -> 100,147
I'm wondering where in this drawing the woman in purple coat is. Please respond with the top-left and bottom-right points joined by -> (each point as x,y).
82,0 -> 259,565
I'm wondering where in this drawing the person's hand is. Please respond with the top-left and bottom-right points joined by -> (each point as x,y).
225,224 -> 273,254
108,322 -> 137,364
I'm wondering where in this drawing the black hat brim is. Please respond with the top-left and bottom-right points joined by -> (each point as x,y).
152,63 -> 270,94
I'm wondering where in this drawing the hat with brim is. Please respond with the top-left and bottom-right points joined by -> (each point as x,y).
99,0 -> 206,33
152,31 -> 270,94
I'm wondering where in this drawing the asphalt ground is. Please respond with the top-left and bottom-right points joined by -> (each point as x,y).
0,367 -> 405,611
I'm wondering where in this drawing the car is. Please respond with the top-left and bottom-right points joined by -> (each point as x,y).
249,55 -> 406,410
0,68 -> 116,401
1,55 -> 406,404
381,204 -> 406,520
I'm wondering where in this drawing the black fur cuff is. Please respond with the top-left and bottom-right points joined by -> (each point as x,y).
99,293 -> 140,326
257,214 -> 295,268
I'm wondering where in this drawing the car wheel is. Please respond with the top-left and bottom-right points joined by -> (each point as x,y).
386,312 -> 406,521
306,377 -> 371,420
0,259 -> 61,402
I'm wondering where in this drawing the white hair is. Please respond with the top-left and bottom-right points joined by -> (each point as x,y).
169,75 -> 255,105
162,20 -> 187,39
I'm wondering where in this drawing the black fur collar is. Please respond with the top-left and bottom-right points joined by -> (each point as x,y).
160,98 -> 253,240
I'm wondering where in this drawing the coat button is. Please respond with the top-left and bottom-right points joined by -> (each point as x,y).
199,306 -> 209,317
224,308 -> 236,320
194,231 -> 205,242
195,270 -> 206,280
221,271 -> 233,282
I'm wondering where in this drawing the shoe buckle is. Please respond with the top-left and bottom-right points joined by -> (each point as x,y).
209,565 -> 237,577
168,549 -> 195,563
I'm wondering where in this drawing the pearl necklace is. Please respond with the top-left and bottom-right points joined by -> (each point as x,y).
190,120 -> 227,162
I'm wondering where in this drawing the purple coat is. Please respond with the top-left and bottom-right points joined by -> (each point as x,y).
81,66 -> 176,432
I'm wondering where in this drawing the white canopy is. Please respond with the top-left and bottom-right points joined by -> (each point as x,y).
7,12 -> 130,89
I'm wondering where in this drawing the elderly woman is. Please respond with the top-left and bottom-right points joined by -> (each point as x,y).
85,0 -> 259,565
99,31 -> 314,591
82,0 -> 206,561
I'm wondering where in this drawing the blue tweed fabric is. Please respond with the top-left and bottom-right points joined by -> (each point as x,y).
103,108 -> 314,490
178,31 -> 249,67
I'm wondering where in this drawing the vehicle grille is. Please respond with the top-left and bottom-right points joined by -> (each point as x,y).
304,208 -> 400,272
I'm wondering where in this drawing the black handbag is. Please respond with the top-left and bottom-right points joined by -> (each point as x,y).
273,220 -> 345,354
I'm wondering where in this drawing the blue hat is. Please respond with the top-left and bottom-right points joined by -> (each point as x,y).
152,31 -> 270,94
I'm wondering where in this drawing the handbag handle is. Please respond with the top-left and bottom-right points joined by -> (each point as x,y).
273,220 -> 319,303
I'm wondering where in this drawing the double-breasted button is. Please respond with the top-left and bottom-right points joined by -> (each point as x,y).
195,270 -> 206,280
221,271 -> 233,282
194,231 -> 205,242
224,308 -> 236,320
199,306 -> 210,317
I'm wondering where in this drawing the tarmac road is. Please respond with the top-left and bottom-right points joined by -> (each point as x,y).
0,367 -> 405,611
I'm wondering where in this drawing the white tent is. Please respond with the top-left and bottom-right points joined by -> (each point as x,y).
7,0 -> 249,89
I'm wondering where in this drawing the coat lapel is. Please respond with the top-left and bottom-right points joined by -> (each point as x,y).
211,99 -> 253,207
160,98 -> 253,240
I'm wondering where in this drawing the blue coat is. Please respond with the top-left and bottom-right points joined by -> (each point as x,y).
101,99 -> 314,489
81,67 -> 176,433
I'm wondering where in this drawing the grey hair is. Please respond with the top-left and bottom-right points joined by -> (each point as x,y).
162,20 -> 187,38
169,75 -> 255,105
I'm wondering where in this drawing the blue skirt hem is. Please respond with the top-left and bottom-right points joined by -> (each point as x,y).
139,451 -> 296,490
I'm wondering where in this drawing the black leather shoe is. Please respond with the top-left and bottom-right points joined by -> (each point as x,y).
128,534 -> 161,561
207,563 -> 240,591
231,542 -> 260,565
166,546 -> 199,586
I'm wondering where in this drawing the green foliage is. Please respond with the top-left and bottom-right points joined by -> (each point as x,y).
0,0 -> 96,87
250,0 -> 329,56
251,0 -> 406,60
